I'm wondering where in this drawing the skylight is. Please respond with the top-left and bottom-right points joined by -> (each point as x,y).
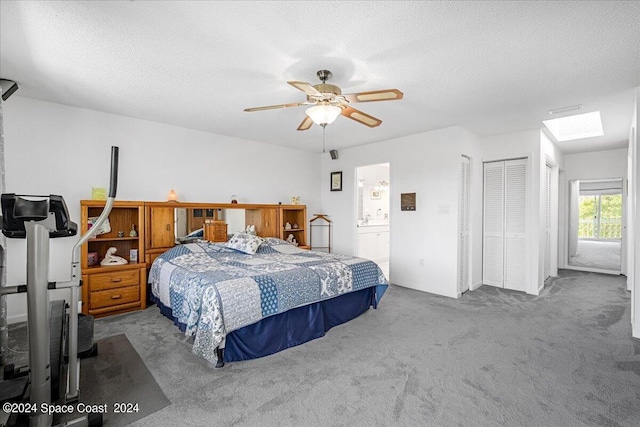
543,111 -> 604,142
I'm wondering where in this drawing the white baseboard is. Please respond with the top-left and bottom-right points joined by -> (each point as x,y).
469,281 -> 483,291
564,265 -> 622,276
8,313 -> 27,324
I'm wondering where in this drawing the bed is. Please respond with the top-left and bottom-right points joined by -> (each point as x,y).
148,236 -> 388,367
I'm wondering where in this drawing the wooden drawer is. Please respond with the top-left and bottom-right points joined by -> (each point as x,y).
89,269 -> 139,291
90,285 -> 140,309
204,222 -> 228,242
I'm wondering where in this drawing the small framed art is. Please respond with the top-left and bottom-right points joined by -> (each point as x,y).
330,171 -> 342,191
401,192 -> 416,211
371,189 -> 381,199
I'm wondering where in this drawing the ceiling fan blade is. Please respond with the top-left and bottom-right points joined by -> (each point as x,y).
244,102 -> 304,112
288,81 -> 322,96
297,116 -> 313,131
342,89 -> 403,103
340,106 -> 382,128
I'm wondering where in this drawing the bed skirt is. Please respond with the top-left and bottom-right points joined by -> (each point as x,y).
151,286 -> 378,363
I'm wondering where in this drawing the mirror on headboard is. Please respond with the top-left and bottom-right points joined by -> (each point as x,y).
175,208 -> 246,242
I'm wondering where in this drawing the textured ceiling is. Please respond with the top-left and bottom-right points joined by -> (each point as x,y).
1,1 -> 639,154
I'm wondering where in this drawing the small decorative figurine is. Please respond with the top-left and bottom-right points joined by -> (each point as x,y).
129,224 -> 138,237
100,247 -> 128,266
286,234 -> 298,246
231,195 -> 238,204
285,222 -> 292,230
292,223 -> 299,229
87,252 -> 99,266
117,231 -> 125,238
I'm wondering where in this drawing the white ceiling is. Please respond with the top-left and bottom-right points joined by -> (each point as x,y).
1,1 -> 639,154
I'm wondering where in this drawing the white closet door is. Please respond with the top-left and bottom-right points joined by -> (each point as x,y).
483,161 -> 505,287
458,156 -> 471,294
504,159 -> 527,292
544,164 -> 551,280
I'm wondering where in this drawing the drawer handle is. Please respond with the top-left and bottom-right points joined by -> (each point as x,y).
111,278 -> 122,283
111,294 -> 122,300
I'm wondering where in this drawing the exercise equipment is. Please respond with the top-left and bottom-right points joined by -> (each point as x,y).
0,146 -> 119,427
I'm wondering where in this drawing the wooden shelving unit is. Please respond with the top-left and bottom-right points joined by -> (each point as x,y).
279,205 -> 308,249
80,200 -> 147,317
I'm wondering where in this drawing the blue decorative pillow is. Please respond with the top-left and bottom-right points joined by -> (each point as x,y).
226,232 -> 265,255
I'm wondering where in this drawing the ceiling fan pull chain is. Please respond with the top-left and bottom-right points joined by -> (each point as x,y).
322,126 -> 326,153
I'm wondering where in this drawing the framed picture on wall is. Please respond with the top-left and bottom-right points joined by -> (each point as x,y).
371,189 -> 381,199
330,171 -> 342,191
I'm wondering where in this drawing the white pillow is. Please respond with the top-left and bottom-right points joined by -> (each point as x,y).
226,232 -> 265,255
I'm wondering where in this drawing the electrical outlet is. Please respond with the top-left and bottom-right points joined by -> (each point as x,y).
419,258 -> 424,267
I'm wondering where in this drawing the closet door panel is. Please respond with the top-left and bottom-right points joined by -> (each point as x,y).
483,161 -> 505,287
504,159 -> 527,291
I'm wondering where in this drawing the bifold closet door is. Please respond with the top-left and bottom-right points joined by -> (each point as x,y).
483,161 -> 505,287
483,159 -> 527,291
458,156 -> 471,294
503,159 -> 527,292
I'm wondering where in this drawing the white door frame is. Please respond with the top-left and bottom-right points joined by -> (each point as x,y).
565,177 -> 624,275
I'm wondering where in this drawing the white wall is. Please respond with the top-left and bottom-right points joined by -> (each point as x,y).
561,148 -> 628,273
3,96 -> 321,323
630,87 -> 640,338
321,126 -> 467,298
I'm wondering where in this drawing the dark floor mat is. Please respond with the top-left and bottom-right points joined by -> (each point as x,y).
62,333 -> 171,427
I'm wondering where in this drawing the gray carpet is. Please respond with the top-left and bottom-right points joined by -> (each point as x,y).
85,269 -> 640,427
569,240 -> 622,271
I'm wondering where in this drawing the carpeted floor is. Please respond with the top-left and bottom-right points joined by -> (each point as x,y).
83,269 -> 640,427
569,239 -> 621,271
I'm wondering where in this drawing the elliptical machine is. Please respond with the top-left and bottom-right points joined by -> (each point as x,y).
0,146 -> 119,427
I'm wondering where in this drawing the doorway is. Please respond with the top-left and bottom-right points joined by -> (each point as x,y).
568,178 -> 623,273
355,163 -> 390,278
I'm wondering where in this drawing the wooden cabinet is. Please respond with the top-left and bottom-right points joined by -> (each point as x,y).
357,226 -> 389,262
80,200 -> 147,317
246,207 -> 279,237
145,204 -> 177,267
204,221 -> 228,242
279,205 -> 308,249
148,207 -> 174,248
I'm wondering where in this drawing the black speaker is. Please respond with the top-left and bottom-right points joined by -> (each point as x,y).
329,149 -> 338,160
0,79 -> 18,101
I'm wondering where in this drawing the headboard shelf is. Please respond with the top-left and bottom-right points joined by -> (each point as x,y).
142,201 -> 308,267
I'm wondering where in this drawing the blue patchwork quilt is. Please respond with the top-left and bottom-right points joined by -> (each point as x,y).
149,238 -> 388,365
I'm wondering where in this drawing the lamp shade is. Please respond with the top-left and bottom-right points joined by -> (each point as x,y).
305,103 -> 341,126
168,189 -> 178,201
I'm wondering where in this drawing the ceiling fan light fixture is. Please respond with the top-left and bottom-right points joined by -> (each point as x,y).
305,103 -> 341,127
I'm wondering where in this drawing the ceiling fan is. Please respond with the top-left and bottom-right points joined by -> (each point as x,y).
244,70 -> 403,131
